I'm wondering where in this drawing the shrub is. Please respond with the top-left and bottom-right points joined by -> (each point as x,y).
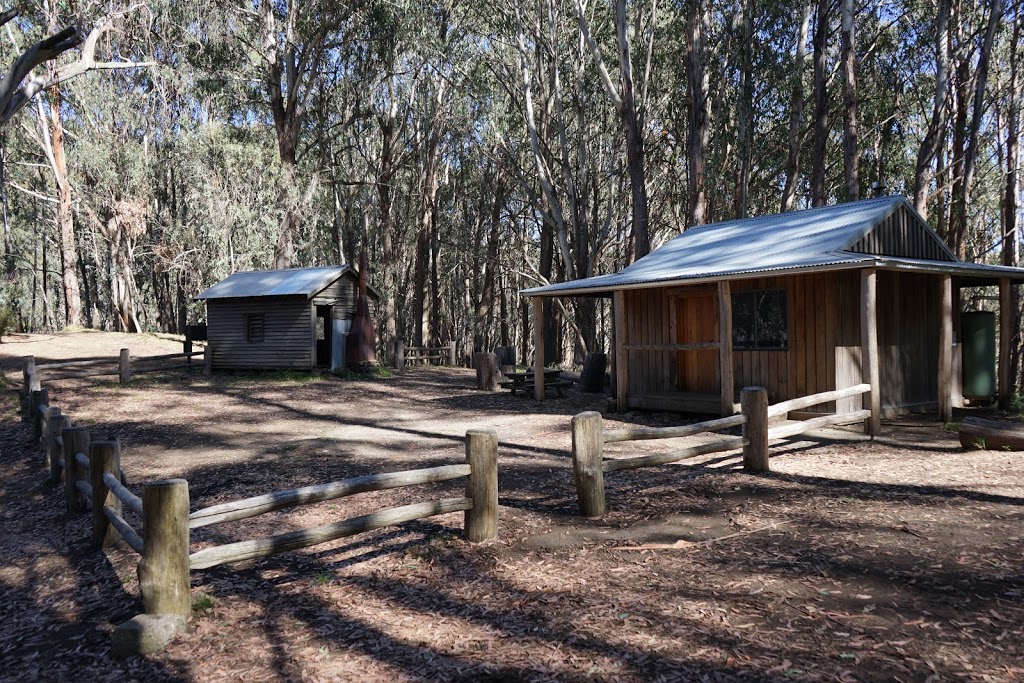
0,305 -> 14,343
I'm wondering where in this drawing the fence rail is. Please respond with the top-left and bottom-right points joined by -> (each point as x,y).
394,340 -> 458,370
572,385 -> 874,517
22,381 -> 499,619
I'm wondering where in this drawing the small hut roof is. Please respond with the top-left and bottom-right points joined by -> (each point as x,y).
524,196 -> 1024,296
195,265 -> 382,301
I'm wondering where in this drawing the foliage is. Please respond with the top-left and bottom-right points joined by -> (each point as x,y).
330,366 -> 394,381
0,304 -> 14,342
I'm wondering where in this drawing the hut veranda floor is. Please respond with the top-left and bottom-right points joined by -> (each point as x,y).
1,332 -> 1023,683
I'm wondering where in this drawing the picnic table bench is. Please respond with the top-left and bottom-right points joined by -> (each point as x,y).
499,369 -> 573,397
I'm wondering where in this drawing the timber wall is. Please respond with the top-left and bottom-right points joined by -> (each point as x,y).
207,296 -> 313,370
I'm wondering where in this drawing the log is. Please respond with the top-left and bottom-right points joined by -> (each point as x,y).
464,429 -> 498,542
42,369 -> 120,381
474,352 -> 499,392
767,409 -> 872,440
62,427 -> 91,513
104,506 -> 144,554
37,357 -> 117,370
395,339 -> 405,371
533,297 -> 544,401
31,389 -> 48,443
119,348 -> 131,384
46,410 -> 68,481
766,384 -> 872,419
603,413 -> 747,443
448,341 -> 457,366
188,497 -> 473,570
138,479 -> 190,615
580,352 -> 607,393
188,464 -> 471,528
603,436 -> 748,473
718,280 -> 734,416
861,269 -> 881,435
741,387 -> 769,472
572,411 -> 605,517
958,416 -> 1024,451
89,440 -> 122,548
21,356 -> 34,416
104,471 -> 143,515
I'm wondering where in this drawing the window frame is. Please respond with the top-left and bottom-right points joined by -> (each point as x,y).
732,289 -> 788,351
244,313 -> 265,343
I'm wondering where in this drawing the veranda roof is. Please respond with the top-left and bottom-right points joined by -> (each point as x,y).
524,196 -> 1024,297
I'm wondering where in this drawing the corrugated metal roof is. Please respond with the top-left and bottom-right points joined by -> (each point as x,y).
195,266 -> 353,300
524,196 -> 1024,296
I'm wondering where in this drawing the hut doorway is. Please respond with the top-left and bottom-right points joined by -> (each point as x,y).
315,305 -> 332,367
675,291 -> 719,394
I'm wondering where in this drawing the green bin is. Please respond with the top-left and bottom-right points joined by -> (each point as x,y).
961,311 -> 995,399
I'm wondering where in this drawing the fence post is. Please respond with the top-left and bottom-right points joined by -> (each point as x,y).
395,339 -> 405,372
183,339 -> 192,364
41,406 -> 61,463
31,389 -> 48,444
89,440 -> 121,548
203,344 -> 212,376
138,479 -> 191,616
21,356 -> 35,420
464,429 -> 498,542
63,427 -> 91,513
572,411 -> 606,517
48,413 -> 70,483
448,341 -> 457,367
741,387 -> 769,472
119,348 -> 132,384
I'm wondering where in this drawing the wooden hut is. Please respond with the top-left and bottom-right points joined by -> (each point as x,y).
524,196 -> 1024,425
195,266 -> 381,371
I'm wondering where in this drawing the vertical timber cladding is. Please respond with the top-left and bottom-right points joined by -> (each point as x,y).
624,287 -> 679,395
876,270 -> 940,412
730,271 -> 860,410
207,296 -> 314,369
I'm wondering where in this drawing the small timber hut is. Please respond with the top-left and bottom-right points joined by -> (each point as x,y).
524,196 -> 1024,428
195,265 -> 381,371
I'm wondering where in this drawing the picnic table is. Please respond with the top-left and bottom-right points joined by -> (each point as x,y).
499,369 -> 572,397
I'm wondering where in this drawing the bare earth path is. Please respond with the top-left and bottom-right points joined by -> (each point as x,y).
1,332 -> 1022,682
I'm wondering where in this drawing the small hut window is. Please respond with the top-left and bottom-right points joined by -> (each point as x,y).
732,290 -> 787,350
245,314 -> 265,343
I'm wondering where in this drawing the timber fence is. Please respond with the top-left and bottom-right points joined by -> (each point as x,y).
571,384 -> 872,517
25,385 -> 498,619
394,340 -> 458,370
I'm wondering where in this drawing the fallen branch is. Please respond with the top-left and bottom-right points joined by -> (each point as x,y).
610,521 -> 791,551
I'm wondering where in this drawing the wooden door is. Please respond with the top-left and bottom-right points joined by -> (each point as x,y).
676,293 -> 719,393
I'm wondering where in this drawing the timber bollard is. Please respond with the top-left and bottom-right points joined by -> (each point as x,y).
571,411 -> 606,517
48,413 -> 70,484
741,387 -> 769,472
41,406 -> 61,464
395,340 -> 405,372
184,339 -> 192,364
21,356 -> 36,421
119,348 -> 132,384
90,440 -> 122,548
474,352 -> 499,391
138,479 -> 191,616
203,345 -> 212,376
31,389 -> 48,443
448,341 -> 457,367
464,429 -> 498,542
63,427 -> 91,513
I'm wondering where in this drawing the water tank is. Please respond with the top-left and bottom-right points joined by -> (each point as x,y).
961,311 -> 995,399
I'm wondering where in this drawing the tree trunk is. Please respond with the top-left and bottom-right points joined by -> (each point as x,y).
913,0 -> 950,218
810,0 -> 829,207
733,0 -> 754,218
1004,13 -> 1022,395
615,0 -> 650,257
44,83 -> 83,327
686,1 -> 710,226
781,0 -> 812,212
840,0 -> 859,201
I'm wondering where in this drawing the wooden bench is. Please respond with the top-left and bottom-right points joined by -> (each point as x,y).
499,378 -> 573,398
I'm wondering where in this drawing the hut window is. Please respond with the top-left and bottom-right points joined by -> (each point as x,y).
732,290 -> 787,350
245,314 -> 265,343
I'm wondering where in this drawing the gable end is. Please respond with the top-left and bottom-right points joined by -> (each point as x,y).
845,204 -> 956,262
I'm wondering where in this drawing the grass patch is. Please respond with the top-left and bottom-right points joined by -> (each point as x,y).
943,421 -> 960,432
192,594 -> 216,613
331,366 -> 393,381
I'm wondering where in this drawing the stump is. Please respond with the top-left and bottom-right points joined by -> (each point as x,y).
958,416 -> 1024,451
580,352 -> 607,393
474,352 -> 499,392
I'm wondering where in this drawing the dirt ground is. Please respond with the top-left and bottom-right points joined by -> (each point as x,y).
1,331 -> 1023,683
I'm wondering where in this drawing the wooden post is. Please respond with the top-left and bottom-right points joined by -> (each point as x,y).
48,413 -> 70,483
395,339 -> 405,372
89,440 -> 122,548
119,348 -> 132,384
860,268 -> 881,435
741,387 -> 769,472
614,290 -> 627,410
718,280 -> 734,416
31,389 -> 48,444
203,344 -> 212,376
572,411 -> 606,517
533,297 -> 545,400
21,356 -> 35,421
474,352 -> 499,391
41,406 -> 61,464
63,427 -> 91,513
448,341 -> 457,367
184,339 -> 192,364
938,274 -> 953,422
138,479 -> 191,616
998,277 -> 1012,410
464,429 -> 498,542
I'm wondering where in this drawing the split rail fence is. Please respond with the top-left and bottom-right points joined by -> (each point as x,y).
25,386 -> 498,618
394,340 -> 457,370
572,384 -> 872,517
